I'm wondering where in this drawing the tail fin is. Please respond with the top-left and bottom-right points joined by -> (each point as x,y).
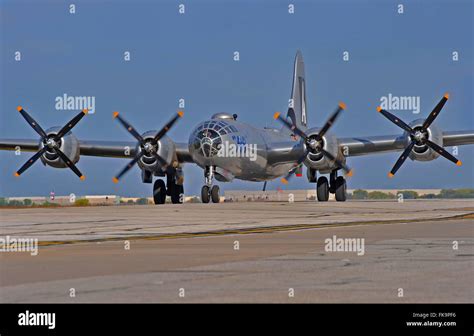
286,50 -> 308,131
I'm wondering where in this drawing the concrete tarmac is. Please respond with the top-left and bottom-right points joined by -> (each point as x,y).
0,200 -> 473,303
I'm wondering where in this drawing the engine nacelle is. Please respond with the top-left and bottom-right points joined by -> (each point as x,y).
303,127 -> 343,173
137,131 -> 176,172
407,119 -> 443,162
40,127 -> 80,168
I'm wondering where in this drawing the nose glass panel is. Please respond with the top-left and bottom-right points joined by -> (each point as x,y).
191,120 -> 239,158
192,128 -> 222,158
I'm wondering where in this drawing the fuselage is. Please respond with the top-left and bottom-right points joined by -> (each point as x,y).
188,115 -> 305,181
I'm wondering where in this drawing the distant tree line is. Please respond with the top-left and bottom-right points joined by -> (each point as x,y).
349,188 -> 474,200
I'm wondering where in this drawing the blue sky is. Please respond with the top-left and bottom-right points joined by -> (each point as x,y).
1,0 -> 473,197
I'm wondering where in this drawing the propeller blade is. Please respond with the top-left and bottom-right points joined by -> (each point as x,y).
281,150 -> 309,184
273,109 -> 308,139
315,102 -> 346,141
14,146 -> 48,177
388,140 -> 416,177
56,109 -> 88,140
320,149 -> 352,176
422,93 -> 449,131
17,106 -> 48,140
154,152 -> 169,169
425,139 -> 462,166
112,151 -> 145,183
113,112 -> 145,144
377,107 -> 414,134
153,111 -> 184,142
53,147 -> 85,180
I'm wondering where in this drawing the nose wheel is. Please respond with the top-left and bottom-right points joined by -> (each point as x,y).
201,166 -> 220,203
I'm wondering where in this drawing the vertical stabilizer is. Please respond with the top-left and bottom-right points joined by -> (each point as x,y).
286,50 -> 308,131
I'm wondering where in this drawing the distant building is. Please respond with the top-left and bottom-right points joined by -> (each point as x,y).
224,189 -> 443,202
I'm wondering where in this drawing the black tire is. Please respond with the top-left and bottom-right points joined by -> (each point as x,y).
171,184 -> 184,204
317,176 -> 329,202
201,185 -> 210,203
335,176 -> 347,202
153,179 -> 167,204
211,185 -> 220,203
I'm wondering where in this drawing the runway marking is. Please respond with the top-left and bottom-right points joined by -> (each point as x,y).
36,212 -> 474,247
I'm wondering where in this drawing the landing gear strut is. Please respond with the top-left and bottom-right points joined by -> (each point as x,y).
316,170 -> 347,202
201,166 -> 220,203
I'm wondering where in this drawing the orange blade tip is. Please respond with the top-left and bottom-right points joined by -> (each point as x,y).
80,175 -> 86,181
388,172 -> 394,178
112,177 -> 119,184
346,170 -> 353,177
444,93 -> 450,99
17,106 -> 23,112
177,111 -> 184,117
339,102 -> 346,110
281,178 -> 288,185
82,108 -> 89,114
14,172 -> 20,177
376,106 -> 382,112
456,160 -> 462,166
113,111 -> 119,118
273,112 -> 281,120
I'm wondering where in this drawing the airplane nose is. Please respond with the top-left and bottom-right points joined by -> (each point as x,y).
191,127 -> 222,158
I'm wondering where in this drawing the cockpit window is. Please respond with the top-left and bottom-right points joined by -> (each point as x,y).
190,120 -> 239,158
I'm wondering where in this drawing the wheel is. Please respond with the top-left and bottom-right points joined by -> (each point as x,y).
153,179 -> 167,204
211,185 -> 220,203
171,184 -> 184,204
316,176 -> 329,202
334,176 -> 347,202
201,185 -> 210,203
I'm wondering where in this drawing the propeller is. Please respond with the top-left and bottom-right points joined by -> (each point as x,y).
274,102 -> 352,185
14,106 -> 87,179
377,93 -> 461,177
112,111 -> 184,183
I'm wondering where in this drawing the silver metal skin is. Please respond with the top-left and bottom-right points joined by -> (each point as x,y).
188,117 -> 305,182
1,51 -> 474,184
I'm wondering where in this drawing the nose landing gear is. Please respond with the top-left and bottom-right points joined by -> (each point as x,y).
201,166 -> 220,203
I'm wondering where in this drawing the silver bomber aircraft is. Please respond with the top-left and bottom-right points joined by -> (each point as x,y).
1,51 -> 474,204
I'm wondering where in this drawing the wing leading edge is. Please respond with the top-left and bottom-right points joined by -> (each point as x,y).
339,130 -> 474,157
0,139 -> 193,162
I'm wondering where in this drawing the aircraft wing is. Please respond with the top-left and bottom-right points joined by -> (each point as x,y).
338,130 -> 474,157
0,139 -> 194,162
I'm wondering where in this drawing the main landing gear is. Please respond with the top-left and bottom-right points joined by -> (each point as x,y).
152,169 -> 184,205
201,166 -> 220,203
316,170 -> 346,202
